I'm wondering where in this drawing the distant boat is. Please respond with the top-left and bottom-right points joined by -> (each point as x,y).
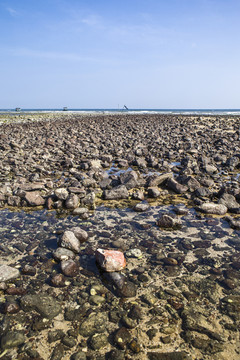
123,105 -> 129,110
15,107 -> 21,112
63,107 -> 68,111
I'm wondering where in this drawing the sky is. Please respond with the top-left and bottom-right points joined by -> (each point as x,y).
0,0 -> 240,109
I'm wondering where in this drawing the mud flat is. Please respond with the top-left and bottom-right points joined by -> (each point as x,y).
0,113 -> 240,359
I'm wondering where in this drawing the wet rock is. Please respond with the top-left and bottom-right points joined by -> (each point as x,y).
147,328 -> 158,340
20,294 -> 61,319
2,301 -> 20,314
72,207 -> 88,216
219,193 -> 239,211
51,274 -> 66,287
197,202 -> 227,215
177,175 -> 200,191
62,335 -> 76,348
114,327 -> 131,349
194,187 -> 210,197
134,202 -> 150,212
173,205 -> 188,215
163,257 -> 178,266
0,282 -> 7,290
119,170 -> 139,189
126,248 -> 142,258
129,339 -> 141,353
21,264 -> 36,276
50,343 -> 65,360
61,259 -> 79,277
181,305 -> 223,340
70,352 -> 87,360
89,295 -> 105,305
166,178 -> 188,194
132,190 -> 145,200
79,312 -> 108,337
203,164 -> 218,174
96,249 -> 126,272
146,172 -> 173,187
148,187 -> 161,198
121,314 -> 137,329
226,216 -> 240,229
7,195 -> 21,206
142,293 -> 158,306
24,191 -> 45,206
103,185 -> 129,200
58,230 -> 81,253
0,331 -> 25,350
156,214 -> 182,229
55,188 -> 69,200
117,280 -> 137,298
65,194 -> 79,209
71,226 -> 89,243
53,247 -> 76,261
89,333 -> 108,350
5,287 -> 26,295
81,191 -> 95,208
0,265 -> 20,282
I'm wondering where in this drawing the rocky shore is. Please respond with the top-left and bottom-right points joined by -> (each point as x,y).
0,113 -> 240,359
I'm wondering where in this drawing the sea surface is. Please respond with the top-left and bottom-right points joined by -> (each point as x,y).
1,108 -> 240,115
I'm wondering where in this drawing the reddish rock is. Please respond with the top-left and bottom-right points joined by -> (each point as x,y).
96,249 -> 126,272
6,287 -> 27,295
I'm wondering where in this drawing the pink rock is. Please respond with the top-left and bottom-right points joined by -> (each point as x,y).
96,249 -> 126,272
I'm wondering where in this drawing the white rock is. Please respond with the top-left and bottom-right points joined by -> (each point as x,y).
55,188 -> 69,200
0,265 -> 20,282
198,202 -> 227,215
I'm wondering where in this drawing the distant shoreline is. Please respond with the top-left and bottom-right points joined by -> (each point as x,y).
1,108 -> 240,116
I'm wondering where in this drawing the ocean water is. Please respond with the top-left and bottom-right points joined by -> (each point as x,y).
1,108 -> 240,115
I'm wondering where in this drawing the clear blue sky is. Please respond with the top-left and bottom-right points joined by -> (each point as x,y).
0,0 -> 239,108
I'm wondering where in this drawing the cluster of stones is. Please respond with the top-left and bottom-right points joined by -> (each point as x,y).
0,114 -> 240,226
0,114 -> 240,359
1,203 -> 240,359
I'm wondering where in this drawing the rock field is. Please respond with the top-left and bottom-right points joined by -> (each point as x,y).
0,113 -> 240,359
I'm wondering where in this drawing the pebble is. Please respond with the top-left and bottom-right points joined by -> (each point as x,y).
61,259 -> 79,277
